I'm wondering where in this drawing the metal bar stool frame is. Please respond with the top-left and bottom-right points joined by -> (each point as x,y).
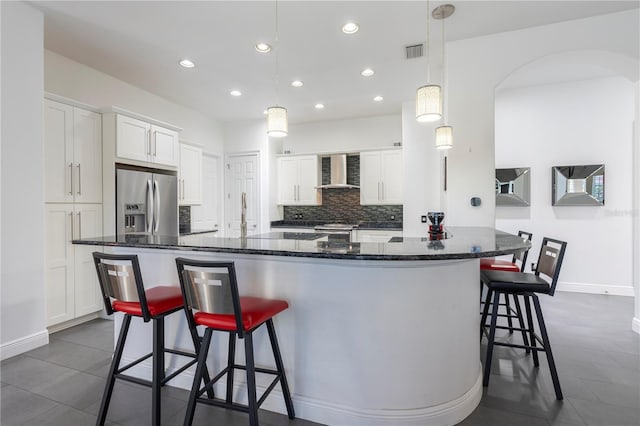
480,231 -> 532,341
176,257 -> 295,426
92,252 -> 212,426
480,237 -> 567,400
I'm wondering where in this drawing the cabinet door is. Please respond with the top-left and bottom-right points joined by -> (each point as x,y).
179,144 -> 202,205
191,154 -> 221,231
74,204 -> 103,317
277,157 -> 298,204
73,108 -> 102,203
296,156 -> 321,205
151,125 -> 178,166
356,230 -> 402,243
44,100 -> 74,203
45,204 -> 75,326
116,115 -> 150,162
360,152 -> 382,205
380,150 -> 403,204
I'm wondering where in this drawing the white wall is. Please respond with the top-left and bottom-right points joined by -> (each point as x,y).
495,77 -> 635,296
45,50 -> 224,154
444,9 -> 639,227
1,2 -> 49,358
400,101 -> 442,236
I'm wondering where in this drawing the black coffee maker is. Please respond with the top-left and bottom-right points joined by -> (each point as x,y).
427,211 -> 445,240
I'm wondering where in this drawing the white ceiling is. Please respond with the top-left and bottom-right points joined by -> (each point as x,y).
33,1 -> 639,124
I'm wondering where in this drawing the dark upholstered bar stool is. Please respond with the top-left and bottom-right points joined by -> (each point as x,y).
480,231 -> 532,338
480,237 -> 567,400
176,258 -> 295,426
92,252 -> 212,426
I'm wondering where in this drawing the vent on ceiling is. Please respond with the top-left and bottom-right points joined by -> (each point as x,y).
405,43 -> 424,59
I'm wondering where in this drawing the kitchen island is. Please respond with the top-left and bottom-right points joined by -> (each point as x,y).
75,227 -> 529,426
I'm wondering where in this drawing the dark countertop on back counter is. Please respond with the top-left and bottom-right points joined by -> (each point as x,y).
179,228 -> 219,236
270,220 -> 403,230
73,227 -> 529,261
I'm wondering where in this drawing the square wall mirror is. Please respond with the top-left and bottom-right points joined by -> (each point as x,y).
496,167 -> 530,206
552,164 -> 605,206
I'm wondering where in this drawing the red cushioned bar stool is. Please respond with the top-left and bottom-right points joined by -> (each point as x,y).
480,231 -> 532,342
176,257 -> 295,426
92,252 -> 213,426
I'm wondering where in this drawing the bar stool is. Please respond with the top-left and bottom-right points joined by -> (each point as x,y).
480,231 -> 532,339
480,237 -> 567,400
176,257 -> 295,426
92,252 -> 212,426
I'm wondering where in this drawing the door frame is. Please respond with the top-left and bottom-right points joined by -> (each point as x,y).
224,151 -> 261,236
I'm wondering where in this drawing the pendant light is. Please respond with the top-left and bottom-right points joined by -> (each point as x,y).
267,0 -> 287,138
433,4 -> 454,150
415,0 -> 442,123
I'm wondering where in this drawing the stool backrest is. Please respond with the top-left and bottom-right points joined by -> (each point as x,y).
512,231 -> 533,271
175,258 -> 244,337
92,252 -> 151,321
534,237 -> 567,296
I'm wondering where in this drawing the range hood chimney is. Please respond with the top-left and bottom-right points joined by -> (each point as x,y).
316,154 -> 359,189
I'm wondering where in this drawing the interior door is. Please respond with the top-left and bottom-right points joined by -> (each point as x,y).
225,153 -> 258,237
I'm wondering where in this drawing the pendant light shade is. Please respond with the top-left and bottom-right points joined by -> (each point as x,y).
435,125 -> 453,150
416,85 -> 442,122
267,106 -> 288,138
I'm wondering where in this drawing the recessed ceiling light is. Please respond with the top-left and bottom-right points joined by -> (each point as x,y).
291,80 -> 304,87
255,42 -> 272,53
230,90 -> 242,97
315,103 -> 325,109
263,110 -> 268,115
342,22 -> 359,34
373,96 -> 384,102
361,68 -> 374,77
179,59 -> 195,68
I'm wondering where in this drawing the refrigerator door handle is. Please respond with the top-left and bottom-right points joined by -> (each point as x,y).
146,179 -> 153,233
153,180 -> 160,233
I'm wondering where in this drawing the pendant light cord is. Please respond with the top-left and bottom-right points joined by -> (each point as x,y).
426,0 -> 431,82
441,9 -> 446,125
275,0 -> 280,105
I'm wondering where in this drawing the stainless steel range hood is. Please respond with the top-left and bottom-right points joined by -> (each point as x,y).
316,154 -> 359,189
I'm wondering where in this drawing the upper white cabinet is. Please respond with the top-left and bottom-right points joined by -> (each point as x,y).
277,155 -> 321,205
115,114 -> 179,167
44,99 -> 102,204
360,150 -> 403,205
179,143 -> 202,205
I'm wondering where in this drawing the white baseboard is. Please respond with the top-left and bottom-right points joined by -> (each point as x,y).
47,312 -> 102,334
556,281 -> 635,297
120,355 -> 482,425
633,317 -> 640,334
0,330 -> 49,361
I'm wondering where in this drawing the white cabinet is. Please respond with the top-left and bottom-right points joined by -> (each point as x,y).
44,99 -> 102,204
360,150 -> 403,205
355,229 -> 402,243
179,143 -> 202,205
45,203 -> 103,326
277,155 -> 321,205
116,114 -> 179,167
191,154 -> 221,232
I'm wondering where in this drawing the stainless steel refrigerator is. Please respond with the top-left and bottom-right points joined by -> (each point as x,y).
116,166 -> 178,236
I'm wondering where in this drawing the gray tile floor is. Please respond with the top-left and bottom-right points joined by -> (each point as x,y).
1,292 -> 639,425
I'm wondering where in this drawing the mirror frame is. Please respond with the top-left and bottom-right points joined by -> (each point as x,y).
551,164 -> 605,206
495,167 -> 531,207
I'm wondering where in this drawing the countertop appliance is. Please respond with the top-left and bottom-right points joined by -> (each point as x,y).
116,166 -> 178,236
314,223 -> 358,242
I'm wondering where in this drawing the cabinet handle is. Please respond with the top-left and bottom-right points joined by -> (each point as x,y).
77,211 -> 82,239
381,182 -> 384,201
181,179 -> 185,200
147,130 -> 151,155
70,212 -> 74,240
77,164 -> 81,195
377,182 -> 381,201
153,135 -> 157,156
68,163 -> 73,195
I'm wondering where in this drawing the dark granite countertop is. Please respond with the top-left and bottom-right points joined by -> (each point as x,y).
270,220 -> 403,230
73,227 -> 528,261
179,229 -> 219,236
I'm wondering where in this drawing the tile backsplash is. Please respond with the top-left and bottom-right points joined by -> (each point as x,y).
284,157 -> 402,223
179,205 -> 191,232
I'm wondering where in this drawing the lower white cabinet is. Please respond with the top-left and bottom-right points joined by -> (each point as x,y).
355,229 -> 402,243
45,203 -> 103,326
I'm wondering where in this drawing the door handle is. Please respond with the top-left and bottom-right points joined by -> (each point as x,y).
153,180 -> 160,233
146,179 -> 153,232
69,163 -> 73,195
77,164 -> 81,195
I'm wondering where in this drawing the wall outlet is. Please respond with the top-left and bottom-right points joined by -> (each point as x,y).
390,215 -> 395,220
421,215 -> 427,223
